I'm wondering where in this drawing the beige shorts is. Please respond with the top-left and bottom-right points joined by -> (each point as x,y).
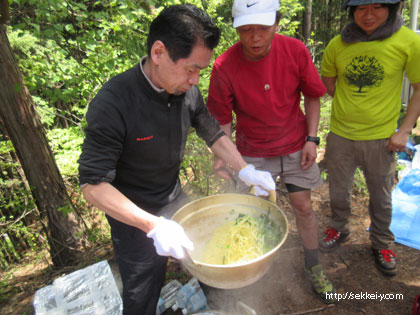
240,150 -> 323,192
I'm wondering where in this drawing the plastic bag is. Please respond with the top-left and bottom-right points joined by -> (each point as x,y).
412,144 -> 420,169
397,144 -> 420,180
156,280 -> 183,315
390,168 -> 420,250
172,277 -> 208,314
33,260 -> 122,315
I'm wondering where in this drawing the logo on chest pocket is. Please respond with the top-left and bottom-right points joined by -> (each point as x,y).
136,135 -> 154,142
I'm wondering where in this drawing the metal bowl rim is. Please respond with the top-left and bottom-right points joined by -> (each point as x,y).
173,193 -> 289,268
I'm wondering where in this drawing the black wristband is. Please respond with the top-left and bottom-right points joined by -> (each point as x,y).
305,136 -> 320,145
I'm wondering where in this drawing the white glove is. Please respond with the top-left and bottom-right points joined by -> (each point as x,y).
147,217 -> 194,260
238,164 -> 276,195
252,185 -> 270,197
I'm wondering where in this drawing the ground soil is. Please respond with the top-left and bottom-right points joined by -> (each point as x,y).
1,178 -> 419,315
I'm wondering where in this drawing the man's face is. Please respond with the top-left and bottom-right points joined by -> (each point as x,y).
155,43 -> 213,95
354,4 -> 390,35
236,24 -> 277,61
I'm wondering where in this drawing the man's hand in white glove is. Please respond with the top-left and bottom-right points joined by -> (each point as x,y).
147,217 -> 194,260
238,164 -> 276,196
251,185 -> 270,197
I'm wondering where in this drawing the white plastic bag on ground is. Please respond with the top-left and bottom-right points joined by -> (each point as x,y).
412,144 -> 420,169
33,260 -> 122,315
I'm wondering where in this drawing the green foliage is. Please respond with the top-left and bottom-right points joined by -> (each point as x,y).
6,0 -> 305,128
0,183 -> 34,215
57,202 -> 74,215
8,27 -> 84,122
396,162 -> 406,173
0,233 -> 21,261
85,211 -> 112,245
0,140 -> 15,158
85,224 -> 111,244
194,0 -> 239,100
0,273 -> 16,304
180,131 -> 214,198
46,126 -> 84,175
278,0 -> 304,37
180,130 -> 235,198
9,0 -> 152,129
319,96 -> 332,145
32,96 -> 56,127
352,168 -> 368,196
0,187 -> 42,267
165,268 -> 189,284
0,218 -> 41,250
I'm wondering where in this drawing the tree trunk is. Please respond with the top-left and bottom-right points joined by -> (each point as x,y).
303,0 -> 313,43
0,25 -> 85,267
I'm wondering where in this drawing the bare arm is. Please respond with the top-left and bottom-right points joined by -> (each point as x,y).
210,132 -> 275,195
304,97 -> 321,138
82,182 -> 158,233
210,133 -> 247,173
219,123 -> 232,138
387,82 -> 420,151
301,96 -> 321,169
211,123 -> 237,179
322,76 -> 337,97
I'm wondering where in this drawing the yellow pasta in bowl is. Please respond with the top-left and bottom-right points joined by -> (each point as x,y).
203,213 -> 281,265
171,193 -> 288,289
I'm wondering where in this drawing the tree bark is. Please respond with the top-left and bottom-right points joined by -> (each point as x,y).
303,0 -> 313,43
0,25 -> 85,267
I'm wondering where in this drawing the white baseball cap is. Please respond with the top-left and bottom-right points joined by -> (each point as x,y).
232,0 -> 280,28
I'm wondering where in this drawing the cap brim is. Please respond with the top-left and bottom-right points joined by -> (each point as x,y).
343,0 -> 401,9
233,11 -> 276,28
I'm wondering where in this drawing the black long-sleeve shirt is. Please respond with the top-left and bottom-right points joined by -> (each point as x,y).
78,61 -> 223,212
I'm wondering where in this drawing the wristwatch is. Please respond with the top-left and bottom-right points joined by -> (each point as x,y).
306,136 -> 320,145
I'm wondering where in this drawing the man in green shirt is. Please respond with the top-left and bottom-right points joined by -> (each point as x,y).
320,0 -> 420,276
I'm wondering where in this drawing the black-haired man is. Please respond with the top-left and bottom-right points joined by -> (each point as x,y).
78,4 -> 275,314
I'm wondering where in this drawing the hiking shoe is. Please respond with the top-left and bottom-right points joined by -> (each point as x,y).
372,249 -> 397,276
319,227 -> 350,252
305,264 -> 337,304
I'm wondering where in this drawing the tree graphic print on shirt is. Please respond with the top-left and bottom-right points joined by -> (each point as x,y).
344,55 -> 384,94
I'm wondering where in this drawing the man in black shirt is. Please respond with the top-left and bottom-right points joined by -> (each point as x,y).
78,4 -> 275,314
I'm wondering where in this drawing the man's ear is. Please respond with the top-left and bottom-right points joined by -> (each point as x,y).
150,40 -> 166,64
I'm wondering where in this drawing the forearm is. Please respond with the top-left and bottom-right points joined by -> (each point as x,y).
211,126 -> 276,193
210,134 -> 247,172
322,76 -> 336,97
304,96 -> 321,136
398,83 -> 420,136
82,182 -> 157,233
219,123 -> 232,138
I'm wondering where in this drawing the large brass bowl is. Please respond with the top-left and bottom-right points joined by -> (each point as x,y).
171,193 -> 288,289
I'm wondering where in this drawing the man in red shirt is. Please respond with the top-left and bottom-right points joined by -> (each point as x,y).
207,0 -> 336,304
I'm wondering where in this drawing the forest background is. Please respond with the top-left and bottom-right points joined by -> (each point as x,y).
0,0 -> 419,313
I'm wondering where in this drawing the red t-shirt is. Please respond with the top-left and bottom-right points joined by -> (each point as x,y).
207,34 -> 326,157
